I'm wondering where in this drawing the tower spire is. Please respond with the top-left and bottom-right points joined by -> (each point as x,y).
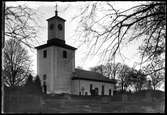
55,4 -> 58,16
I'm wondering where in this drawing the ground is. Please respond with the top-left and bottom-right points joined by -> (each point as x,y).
4,88 -> 165,113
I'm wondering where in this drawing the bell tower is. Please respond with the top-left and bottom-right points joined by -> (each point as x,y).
47,5 -> 65,42
35,5 -> 76,94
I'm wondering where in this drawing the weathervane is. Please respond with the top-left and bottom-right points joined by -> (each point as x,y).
55,3 -> 58,16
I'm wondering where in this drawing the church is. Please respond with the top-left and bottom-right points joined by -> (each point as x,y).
35,9 -> 116,96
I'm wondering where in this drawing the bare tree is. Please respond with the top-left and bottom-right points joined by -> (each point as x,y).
73,1 -> 165,68
143,57 -> 165,91
90,64 -> 106,76
91,62 -> 147,92
3,39 -> 32,87
5,4 -> 40,49
128,69 -> 147,92
106,62 -> 122,79
91,62 -> 122,79
117,65 -> 147,92
117,64 -> 132,92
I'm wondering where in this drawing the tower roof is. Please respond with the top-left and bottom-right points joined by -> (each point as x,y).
47,4 -> 66,22
47,15 -> 66,22
35,39 -> 76,50
55,3 -> 58,16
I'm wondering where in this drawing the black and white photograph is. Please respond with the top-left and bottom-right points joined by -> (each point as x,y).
1,1 -> 165,113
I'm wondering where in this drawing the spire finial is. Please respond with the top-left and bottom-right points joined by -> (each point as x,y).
55,3 -> 58,16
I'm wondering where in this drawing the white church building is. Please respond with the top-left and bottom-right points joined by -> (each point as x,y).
35,9 -> 116,96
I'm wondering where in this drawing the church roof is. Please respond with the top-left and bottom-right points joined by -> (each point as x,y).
47,15 -> 66,22
35,38 -> 76,50
72,69 -> 117,84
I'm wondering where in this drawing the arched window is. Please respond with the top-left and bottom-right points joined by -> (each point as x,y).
102,85 -> 104,95
90,84 -> 93,91
109,89 -> 111,95
43,50 -> 47,58
63,50 -> 67,58
43,74 -> 47,80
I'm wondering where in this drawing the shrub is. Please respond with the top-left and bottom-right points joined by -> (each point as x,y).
25,74 -> 34,87
34,75 -> 42,94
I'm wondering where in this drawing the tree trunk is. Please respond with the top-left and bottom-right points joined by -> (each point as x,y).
153,85 -> 156,91
121,82 -> 124,93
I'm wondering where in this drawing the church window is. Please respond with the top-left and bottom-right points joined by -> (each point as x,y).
43,81 -> 47,94
109,89 -> 111,95
43,50 -> 47,58
43,74 -> 47,80
63,50 -> 67,58
58,24 -> 63,31
90,84 -> 93,91
102,85 -> 104,95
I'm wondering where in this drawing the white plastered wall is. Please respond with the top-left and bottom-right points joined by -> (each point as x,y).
72,79 -> 115,96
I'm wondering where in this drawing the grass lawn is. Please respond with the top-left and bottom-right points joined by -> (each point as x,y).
42,94 -> 164,113
4,90 -> 165,113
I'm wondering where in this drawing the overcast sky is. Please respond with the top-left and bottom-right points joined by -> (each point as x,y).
6,1 -> 146,75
